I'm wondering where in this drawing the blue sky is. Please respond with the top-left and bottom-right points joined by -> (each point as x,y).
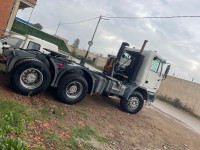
17,0 -> 200,83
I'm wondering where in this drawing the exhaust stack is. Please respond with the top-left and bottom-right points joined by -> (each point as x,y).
140,40 -> 148,54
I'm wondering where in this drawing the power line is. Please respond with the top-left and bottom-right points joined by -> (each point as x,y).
44,24 -> 59,29
105,15 -> 200,19
61,16 -> 99,25
44,16 -> 99,29
44,15 -> 200,29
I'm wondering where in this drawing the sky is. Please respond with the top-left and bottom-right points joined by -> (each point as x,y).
17,0 -> 200,83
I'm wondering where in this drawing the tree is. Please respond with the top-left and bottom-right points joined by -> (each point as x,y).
72,38 -> 80,49
32,23 -> 43,30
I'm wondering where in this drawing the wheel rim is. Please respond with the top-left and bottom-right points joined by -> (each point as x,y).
66,81 -> 83,99
128,96 -> 140,109
20,68 -> 43,90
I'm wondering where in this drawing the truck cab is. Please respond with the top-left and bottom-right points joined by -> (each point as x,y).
123,48 -> 166,94
0,34 -> 58,55
104,42 -> 170,107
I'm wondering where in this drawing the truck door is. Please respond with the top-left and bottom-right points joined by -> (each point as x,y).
144,57 -> 163,93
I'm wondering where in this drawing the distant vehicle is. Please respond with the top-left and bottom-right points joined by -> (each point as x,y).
2,40 -> 170,114
0,34 -> 58,55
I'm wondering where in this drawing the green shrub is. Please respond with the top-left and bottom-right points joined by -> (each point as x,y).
0,99 -> 31,134
157,95 -> 200,119
0,137 -> 29,150
0,98 -> 33,149
86,58 -> 94,65
172,98 -> 182,108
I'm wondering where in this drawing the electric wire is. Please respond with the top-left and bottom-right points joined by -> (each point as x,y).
105,15 -> 200,19
44,15 -> 200,29
44,16 -> 99,29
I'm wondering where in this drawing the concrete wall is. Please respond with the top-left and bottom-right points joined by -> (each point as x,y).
94,56 -> 107,67
158,76 -> 200,116
67,45 -> 107,67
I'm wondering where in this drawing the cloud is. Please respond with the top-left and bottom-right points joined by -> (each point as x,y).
16,0 -> 200,83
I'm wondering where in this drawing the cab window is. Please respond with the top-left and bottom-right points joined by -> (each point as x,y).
150,57 -> 163,76
27,41 -> 40,50
122,51 -> 131,59
1,37 -> 23,48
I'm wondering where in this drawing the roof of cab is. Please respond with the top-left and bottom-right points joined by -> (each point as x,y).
10,34 -> 58,49
125,47 -> 165,61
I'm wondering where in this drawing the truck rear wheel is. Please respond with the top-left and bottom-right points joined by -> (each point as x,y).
10,59 -> 51,96
120,91 -> 144,114
58,73 -> 88,104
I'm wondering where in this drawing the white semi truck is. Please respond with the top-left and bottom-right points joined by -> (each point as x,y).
1,40 -> 170,114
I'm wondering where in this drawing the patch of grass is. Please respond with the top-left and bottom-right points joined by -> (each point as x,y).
70,126 -> 96,140
0,97 -> 37,149
96,136 -> 111,144
80,141 -> 94,149
0,98 -> 32,134
76,111 -> 88,119
44,130 -> 80,150
70,126 -> 110,144
77,100 -> 87,107
44,125 -> 110,149
66,137 -> 81,150
157,95 -> 200,119
40,107 -> 65,120
55,122 -> 67,131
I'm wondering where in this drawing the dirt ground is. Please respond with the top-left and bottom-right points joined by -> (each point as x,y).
0,70 -> 200,150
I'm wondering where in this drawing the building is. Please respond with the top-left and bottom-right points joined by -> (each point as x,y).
0,0 -> 37,37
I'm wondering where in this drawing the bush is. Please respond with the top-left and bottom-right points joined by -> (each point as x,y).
0,98 -> 33,150
0,137 -> 29,150
172,98 -> 182,108
157,95 -> 200,119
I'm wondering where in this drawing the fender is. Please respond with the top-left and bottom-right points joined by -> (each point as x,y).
7,55 -> 21,72
52,64 -> 95,94
4,49 -> 35,72
122,83 -> 148,101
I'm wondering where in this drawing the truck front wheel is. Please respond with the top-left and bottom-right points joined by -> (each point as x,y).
58,73 -> 88,104
120,91 -> 144,114
10,59 -> 51,95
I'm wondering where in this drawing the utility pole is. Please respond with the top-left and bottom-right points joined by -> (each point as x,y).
28,7 -> 34,23
80,16 -> 102,66
55,22 -> 61,35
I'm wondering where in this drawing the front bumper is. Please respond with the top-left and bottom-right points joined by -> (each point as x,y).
148,92 -> 156,102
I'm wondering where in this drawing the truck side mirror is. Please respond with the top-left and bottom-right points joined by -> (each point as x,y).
163,64 -> 171,79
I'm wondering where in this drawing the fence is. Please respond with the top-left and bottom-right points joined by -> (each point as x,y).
11,20 -> 69,52
157,76 -> 200,116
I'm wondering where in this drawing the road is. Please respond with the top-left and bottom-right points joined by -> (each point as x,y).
72,57 -> 101,72
152,100 -> 200,134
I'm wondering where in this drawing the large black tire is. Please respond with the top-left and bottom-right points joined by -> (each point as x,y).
58,73 -> 88,104
10,59 -> 51,96
120,91 -> 144,114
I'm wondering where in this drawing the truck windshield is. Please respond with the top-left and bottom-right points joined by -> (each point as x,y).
150,57 -> 163,76
0,37 -> 23,48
